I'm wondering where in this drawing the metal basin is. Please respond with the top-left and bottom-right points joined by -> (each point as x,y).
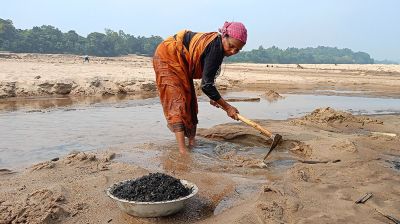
106,179 -> 198,217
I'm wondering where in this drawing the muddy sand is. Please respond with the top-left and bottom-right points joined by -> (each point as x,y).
1,54 -> 400,223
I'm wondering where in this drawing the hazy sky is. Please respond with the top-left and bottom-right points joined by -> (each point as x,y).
2,0 -> 399,60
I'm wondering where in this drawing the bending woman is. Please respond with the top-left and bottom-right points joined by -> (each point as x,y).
153,21 -> 247,154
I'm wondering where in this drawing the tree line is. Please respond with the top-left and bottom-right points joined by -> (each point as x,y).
1,18 -> 375,63
227,46 -> 374,64
0,18 -> 162,56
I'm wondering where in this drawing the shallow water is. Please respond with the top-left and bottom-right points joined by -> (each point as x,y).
1,91 -> 400,168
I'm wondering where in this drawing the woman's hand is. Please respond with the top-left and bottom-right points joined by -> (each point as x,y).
226,105 -> 239,120
211,98 -> 239,120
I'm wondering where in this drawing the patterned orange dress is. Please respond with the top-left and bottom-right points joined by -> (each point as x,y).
153,30 -> 219,137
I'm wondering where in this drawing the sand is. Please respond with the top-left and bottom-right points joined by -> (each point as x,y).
1,53 -> 400,223
1,53 -> 400,99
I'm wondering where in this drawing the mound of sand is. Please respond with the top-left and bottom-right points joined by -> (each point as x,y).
197,124 -> 271,147
330,140 -> 358,153
262,90 -> 285,102
295,107 -> 383,124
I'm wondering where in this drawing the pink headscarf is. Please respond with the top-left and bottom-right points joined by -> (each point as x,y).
219,21 -> 247,44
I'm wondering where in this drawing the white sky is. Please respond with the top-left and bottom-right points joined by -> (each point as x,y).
2,0 -> 399,61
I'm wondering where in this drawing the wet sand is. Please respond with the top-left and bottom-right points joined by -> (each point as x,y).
1,54 -> 400,223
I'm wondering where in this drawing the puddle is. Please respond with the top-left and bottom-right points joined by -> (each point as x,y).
383,154 -> 400,171
1,91 -> 400,168
389,160 -> 400,170
265,159 -> 298,170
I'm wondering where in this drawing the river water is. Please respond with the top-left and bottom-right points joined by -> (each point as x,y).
1,91 -> 400,168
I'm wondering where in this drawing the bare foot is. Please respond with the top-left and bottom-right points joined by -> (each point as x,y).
179,146 -> 189,155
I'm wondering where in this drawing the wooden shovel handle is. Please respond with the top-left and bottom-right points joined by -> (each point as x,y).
237,114 -> 273,138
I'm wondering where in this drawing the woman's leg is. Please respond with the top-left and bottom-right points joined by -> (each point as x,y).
188,138 -> 196,148
175,131 -> 188,154
188,125 -> 196,148
153,45 -> 195,155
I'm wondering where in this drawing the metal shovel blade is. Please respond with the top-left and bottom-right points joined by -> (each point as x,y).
263,134 -> 282,161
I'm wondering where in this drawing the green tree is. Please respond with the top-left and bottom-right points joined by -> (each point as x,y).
87,32 -> 116,56
63,30 -> 87,54
0,18 -> 163,56
227,46 -> 374,64
0,19 -> 18,50
0,17 -> 376,62
142,35 -> 163,55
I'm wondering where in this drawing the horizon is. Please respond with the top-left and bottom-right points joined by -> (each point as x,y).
2,0 -> 399,61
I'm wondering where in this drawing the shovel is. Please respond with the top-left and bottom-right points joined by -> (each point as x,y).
237,114 -> 282,160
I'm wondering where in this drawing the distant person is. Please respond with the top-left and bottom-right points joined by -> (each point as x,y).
153,21 -> 247,154
83,55 -> 89,63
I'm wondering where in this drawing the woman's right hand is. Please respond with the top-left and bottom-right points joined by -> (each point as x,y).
212,98 -> 239,120
226,105 -> 239,120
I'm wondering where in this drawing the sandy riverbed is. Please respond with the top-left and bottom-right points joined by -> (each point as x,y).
1,54 -> 399,223
1,53 -> 400,99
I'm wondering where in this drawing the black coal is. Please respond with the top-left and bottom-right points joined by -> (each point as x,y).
111,173 -> 192,202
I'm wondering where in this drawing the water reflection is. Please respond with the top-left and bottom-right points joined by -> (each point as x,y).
0,93 -> 157,112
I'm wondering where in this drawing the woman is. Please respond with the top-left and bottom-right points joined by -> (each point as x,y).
153,21 -> 247,154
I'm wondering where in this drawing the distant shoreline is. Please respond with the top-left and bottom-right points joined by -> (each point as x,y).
1,53 -> 400,100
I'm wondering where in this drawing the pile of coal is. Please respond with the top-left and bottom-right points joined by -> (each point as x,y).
111,173 -> 192,202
